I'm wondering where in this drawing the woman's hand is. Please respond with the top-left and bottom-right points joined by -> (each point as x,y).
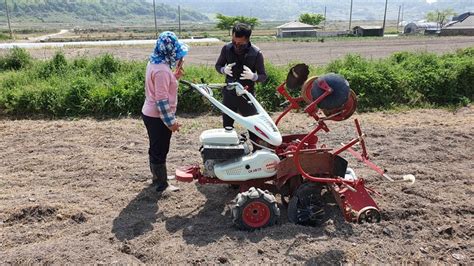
168,121 -> 181,132
174,59 -> 185,80
174,67 -> 184,80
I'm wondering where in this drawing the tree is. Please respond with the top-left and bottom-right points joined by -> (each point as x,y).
298,13 -> 325,26
216,13 -> 260,36
234,16 -> 260,29
216,13 -> 235,35
425,8 -> 457,26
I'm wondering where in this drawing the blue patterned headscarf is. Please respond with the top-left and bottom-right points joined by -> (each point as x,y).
149,31 -> 188,67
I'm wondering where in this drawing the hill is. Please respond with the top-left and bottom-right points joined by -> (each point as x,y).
151,0 -> 473,22
0,0 -> 209,24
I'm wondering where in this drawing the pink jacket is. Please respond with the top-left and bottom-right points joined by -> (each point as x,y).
141,62 -> 178,125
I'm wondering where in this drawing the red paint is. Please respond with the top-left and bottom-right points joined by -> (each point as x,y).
242,201 -> 271,228
254,126 -> 269,139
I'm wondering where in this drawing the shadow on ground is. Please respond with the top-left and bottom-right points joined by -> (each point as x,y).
112,185 -> 162,241
163,183 -> 353,246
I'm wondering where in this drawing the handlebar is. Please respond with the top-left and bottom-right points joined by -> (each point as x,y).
178,80 -> 282,146
179,80 -> 247,97
179,79 -> 192,87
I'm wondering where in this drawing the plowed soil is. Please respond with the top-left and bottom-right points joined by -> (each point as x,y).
7,36 -> 474,66
1,106 -> 473,264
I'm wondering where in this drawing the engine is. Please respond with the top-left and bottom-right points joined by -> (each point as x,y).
200,128 -> 251,177
200,128 -> 280,181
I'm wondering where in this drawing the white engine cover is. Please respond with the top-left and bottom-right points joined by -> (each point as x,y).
200,128 -> 239,145
214,150 -> 280,181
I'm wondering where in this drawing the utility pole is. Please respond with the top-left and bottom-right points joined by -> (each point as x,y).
382,0 -> 388,36
397,5 -> 401,33
4,0 -> 13,39
178,5 -> 181,37
348,0 -> 353,32
324,6 -> 327,31
153,0 -> 158,38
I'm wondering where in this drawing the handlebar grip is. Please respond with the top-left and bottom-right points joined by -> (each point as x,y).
179,80 -> 192,86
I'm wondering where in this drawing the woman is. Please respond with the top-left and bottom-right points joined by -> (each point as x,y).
142,31 -> 188,192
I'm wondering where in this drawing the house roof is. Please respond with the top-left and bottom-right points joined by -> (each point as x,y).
279,29 -> 317,33
353,26 -> 383,30
445,15 -> 474,29
452,12 -> 473,22
276,21 -> 316,29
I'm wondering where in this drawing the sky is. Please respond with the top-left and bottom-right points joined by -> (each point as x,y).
425,0 -> 437,3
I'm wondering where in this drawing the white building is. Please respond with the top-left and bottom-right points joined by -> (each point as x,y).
276,21 -> 318,38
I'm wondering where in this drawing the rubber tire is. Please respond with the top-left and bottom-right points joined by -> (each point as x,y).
287,182 -> 326,226
232,187 -> 280,231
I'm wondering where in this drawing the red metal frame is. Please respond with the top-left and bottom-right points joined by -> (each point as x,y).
273,78 -> 387,223
275,82 -> 305,126
330,178 -> 379,223
176,77 -> 389,224
176,166 -> 277,193
275,79 -> 387,182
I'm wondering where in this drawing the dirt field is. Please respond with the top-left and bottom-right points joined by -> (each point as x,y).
0,106 -> 473,264
7,36 -> 474,66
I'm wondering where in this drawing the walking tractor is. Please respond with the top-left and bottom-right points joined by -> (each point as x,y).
176,64 -> 415,230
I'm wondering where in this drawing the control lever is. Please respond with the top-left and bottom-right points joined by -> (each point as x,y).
179,80 -> 194,95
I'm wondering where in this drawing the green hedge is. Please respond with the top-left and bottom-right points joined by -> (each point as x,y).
326,48 -> 473,111
0,47 -> 472,117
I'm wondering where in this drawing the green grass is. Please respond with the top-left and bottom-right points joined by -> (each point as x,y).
0,47 -> 472,118
0,33 -> 11,40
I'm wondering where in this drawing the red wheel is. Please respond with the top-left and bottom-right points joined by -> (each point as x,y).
242,200 -> 271,228
232,187 -> 280,230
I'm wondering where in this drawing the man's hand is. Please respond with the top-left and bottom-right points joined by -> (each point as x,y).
222,62 -> 236,77
168,122 -> 181,132
240,65 -> 257,81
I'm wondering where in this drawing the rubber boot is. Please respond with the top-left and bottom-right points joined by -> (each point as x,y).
150,163 -> 179,192
150,163 -> 169,192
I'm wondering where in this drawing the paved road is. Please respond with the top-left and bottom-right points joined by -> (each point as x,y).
0,38 -> 221,49
26,29 -> 69,42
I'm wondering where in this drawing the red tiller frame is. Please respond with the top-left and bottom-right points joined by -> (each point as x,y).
274,78 -> 389,189
274,77 -> 386,222
275,82 -> 305,126
330,178 -> 380,222
276,79 -> 356,186
175,165 -> 277,193
336,119 -> 392,181
275,79 -> 334,125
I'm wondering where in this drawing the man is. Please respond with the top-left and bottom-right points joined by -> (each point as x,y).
215,23 -> 267,131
